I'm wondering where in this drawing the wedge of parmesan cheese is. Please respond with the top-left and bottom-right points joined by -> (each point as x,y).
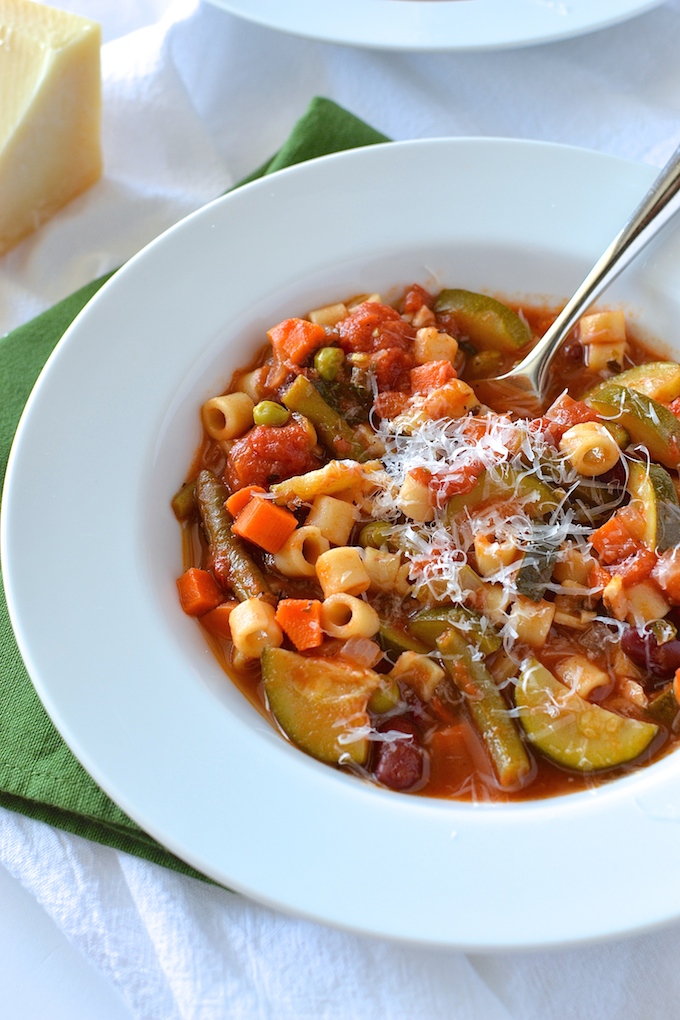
0,0 -> 102,256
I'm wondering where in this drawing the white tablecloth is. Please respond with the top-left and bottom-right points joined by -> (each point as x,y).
3,2 -> 680,1017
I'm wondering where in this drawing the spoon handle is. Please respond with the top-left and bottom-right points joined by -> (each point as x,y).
509,143 -> 680,399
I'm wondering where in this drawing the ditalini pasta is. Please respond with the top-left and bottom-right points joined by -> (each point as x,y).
174,283 -> 680,801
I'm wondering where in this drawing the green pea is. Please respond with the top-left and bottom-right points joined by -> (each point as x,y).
253,400 -> 290,427
314,346 -> 345,382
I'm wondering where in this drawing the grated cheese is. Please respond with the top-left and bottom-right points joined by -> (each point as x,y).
370,409 -> 608,618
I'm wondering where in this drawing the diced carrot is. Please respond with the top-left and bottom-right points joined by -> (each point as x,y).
588,562 -> 611,592
177,567 -> 223,616
427,724 -> 480,793
590,515 -> 640,565
274,598 -> 323,651
409,360 -> 457,393
231,496 -> 298,553
225,484 -> 266,518
200,600 -> 239,639
267,318 -> 326,365
614,548 -> 658,586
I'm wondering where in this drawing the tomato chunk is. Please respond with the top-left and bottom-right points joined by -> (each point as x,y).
226,418 -> 320,490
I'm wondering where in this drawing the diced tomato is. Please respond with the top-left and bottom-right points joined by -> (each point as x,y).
545,393 -> 600,428
652,547 -> 680,602
337,302 -> 415,354
410,360 -> 457,394
226,418 -> 321,490
429,461 -> 484,503
372,390 -> 410,419
528,416 -> 566,446
668,397 -> 680,420
372,346 -> 415,391
402,284 -> 434,316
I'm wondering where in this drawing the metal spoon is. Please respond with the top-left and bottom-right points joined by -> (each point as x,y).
492,143 -> 680,404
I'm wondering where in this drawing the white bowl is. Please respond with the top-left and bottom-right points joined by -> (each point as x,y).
5,138 -> 680,950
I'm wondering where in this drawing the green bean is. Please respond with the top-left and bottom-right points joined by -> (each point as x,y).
436,628 -> 531,789
253,400 -> 290,427
409,605 -> 502,655
195,470 -> 275,603
314,346 -> 345,381
282,375 -> 367,461
171,479 -> 197,522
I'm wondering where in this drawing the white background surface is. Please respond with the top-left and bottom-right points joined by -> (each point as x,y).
3,0 -> 680,1017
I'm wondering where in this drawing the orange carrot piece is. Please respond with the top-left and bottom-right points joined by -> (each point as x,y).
225,485 -> 266,518
590,515 -> 640,565
410,360 -> 456,394
588,562 -> 611,592
231,497 -> 298,553
615,548 -> 658,586
267,318 -> 326,365
200,600 -> 240,639
274,598 -> 323,651
177,567 -> 223,616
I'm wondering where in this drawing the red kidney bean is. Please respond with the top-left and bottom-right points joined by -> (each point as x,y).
372,717 -> 425,791
561,337 -> 583,364
600,459 -> 627,489
620,626 -> 680,684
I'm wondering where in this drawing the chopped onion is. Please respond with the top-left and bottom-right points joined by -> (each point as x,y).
340,637 -> 383,669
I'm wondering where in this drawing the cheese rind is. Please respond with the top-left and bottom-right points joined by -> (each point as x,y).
0,0 -> 102,256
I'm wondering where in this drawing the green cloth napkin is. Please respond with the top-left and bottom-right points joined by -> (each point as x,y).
0,97 -> 388,879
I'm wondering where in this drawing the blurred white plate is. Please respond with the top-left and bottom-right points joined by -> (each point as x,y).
207,0 -> 664,51
5,138 -> 680,950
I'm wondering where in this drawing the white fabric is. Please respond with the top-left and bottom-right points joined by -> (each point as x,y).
3,0 -> 680,1016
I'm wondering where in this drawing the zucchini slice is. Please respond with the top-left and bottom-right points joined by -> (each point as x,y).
515,659 -> 658,771
586,385 -> 680,469
628,460 -> 680,552
584,362 -> 680,404
262,647 -> 382,765
434,289 -> 531,352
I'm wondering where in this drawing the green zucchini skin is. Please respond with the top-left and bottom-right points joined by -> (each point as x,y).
515,659 -> 658,772
627,460 -> 680,553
